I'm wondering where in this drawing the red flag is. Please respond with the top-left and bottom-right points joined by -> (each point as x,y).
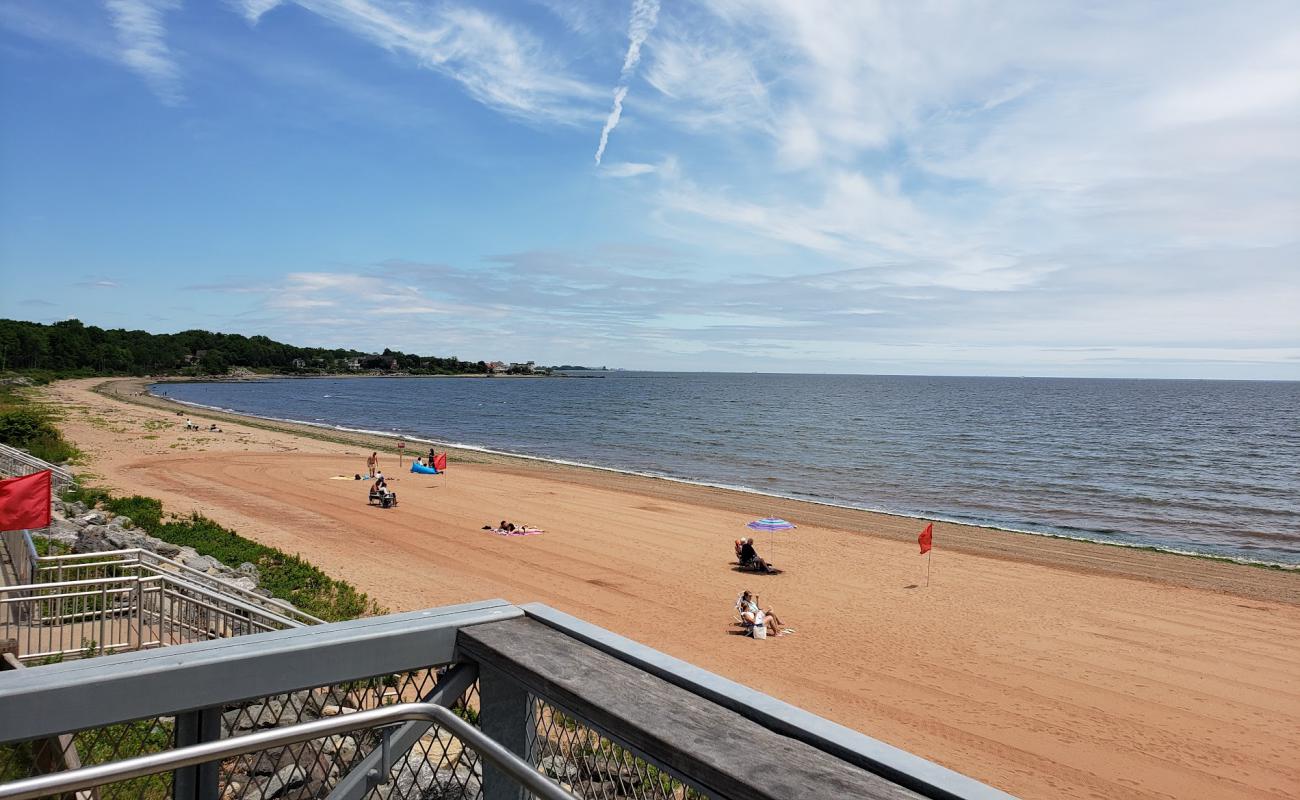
918,523 -> 933,555
0,470 -> 52,531
433,453 -> 447,472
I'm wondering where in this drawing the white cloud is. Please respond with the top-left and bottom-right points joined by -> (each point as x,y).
593,85 -> 627,166
600,161 -> 656,178
103,0 -> 183,104
619,0 -> 659,78
232,0 -> 282,25
642,35 -> 770,133
593,0 -> 659,164
285,1 -> 602,125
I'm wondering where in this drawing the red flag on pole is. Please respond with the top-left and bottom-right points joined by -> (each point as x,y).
918,523 -> 933,555
0,470 -> 52,531
432,453 -> 447,472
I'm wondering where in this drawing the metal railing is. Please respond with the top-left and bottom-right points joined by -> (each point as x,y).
27,543 -> 323,626
0,442 -> 75,489
0,529 -> 39,586
0,704 -> 577,800
0,601 -> 1013,800
1,563 -> 312,664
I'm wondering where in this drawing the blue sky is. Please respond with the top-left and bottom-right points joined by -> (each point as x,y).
1,1 -> 1297,378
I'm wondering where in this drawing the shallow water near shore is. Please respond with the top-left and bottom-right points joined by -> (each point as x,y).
157,373 -> 1300,565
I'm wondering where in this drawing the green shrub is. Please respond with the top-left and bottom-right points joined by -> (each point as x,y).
30,535 -> 70,557
0,407 -> 79,463
0,408 -> 79,463
62,485 -> 113,507
104,495 -> 163,530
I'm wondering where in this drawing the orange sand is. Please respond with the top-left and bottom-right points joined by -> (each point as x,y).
40,378 -> 1300,799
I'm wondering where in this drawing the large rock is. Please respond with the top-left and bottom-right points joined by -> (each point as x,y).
183,554 -> 215,572
77,511 -> 107,526
144,537 -> 182,558
111,516 -> 133,528
105,525 -> 150,550
244,765 -> 306,800
227,575 -> 258,593
539,755 -> 578,782
74,525 -> 115,553
378,752 -> 482,800
222,700 -> 286,732
320,735 -> 358,763
42,520 -> 82,548
238,562 -> 261,581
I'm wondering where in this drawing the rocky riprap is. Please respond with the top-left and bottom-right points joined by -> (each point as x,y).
42,496 -> 266,596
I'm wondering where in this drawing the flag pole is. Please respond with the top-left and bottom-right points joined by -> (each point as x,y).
926,549 -> 932,587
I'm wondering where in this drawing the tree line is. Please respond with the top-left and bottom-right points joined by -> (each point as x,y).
0,318 -> 490,377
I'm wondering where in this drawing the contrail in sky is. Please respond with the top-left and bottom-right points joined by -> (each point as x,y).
594,0 -> 660,165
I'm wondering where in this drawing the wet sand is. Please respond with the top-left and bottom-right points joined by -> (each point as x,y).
40,377 -> 1300,799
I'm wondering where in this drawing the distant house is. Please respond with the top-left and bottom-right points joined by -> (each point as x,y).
509,361 -> 538,373
345,357 -> 362,371
290,358 -> 307,369
487,361 -> 509,374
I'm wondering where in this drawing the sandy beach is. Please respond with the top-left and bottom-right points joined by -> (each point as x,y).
40,377 -> 1300,799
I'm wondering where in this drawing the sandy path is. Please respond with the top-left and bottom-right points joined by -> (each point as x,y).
41,379 -> 1300,799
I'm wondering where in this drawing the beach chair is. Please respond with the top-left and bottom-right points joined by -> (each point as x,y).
368,490 -> 398,508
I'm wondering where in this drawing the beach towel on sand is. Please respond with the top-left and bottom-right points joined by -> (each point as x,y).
485,527 -> 544,536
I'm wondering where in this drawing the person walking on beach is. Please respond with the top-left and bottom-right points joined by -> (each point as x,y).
366,452 -> 378,478
428,447 -> 436,466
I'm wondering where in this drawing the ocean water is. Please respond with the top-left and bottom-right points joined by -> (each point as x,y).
156,374 -> 1300,566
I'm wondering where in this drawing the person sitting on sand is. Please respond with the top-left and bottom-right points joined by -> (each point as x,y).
738,538 -> 774,573
739,591 -> 786,636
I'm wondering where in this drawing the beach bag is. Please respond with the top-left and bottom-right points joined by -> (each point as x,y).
752,611 -> 767,639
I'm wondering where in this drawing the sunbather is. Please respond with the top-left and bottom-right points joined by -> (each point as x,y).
738,591 -> 786,636
737,538 -> 774,573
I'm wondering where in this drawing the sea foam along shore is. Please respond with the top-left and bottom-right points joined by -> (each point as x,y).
150,384 -> 1299,572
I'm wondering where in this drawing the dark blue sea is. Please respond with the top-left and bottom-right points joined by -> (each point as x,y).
156,374 -> 1300,566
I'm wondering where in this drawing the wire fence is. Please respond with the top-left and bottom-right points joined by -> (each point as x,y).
530,698 -> 709,800
0,666 -> 485,800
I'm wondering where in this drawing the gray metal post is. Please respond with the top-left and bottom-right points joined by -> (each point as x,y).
478,663 -> 535,800
172,707 -> 221,800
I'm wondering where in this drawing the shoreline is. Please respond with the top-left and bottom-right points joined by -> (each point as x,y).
42,376 -> 1300,798
158,386 -> 1298,572
106,376 -> 1299,604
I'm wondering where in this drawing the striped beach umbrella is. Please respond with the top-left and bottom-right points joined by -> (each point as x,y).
746,517 -> 796,532
746,517 -> 796,568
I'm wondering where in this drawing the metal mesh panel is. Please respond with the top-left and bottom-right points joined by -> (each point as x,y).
0,716 -> 176,800
528,698 -> 709,800
0,667 -> 484,800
